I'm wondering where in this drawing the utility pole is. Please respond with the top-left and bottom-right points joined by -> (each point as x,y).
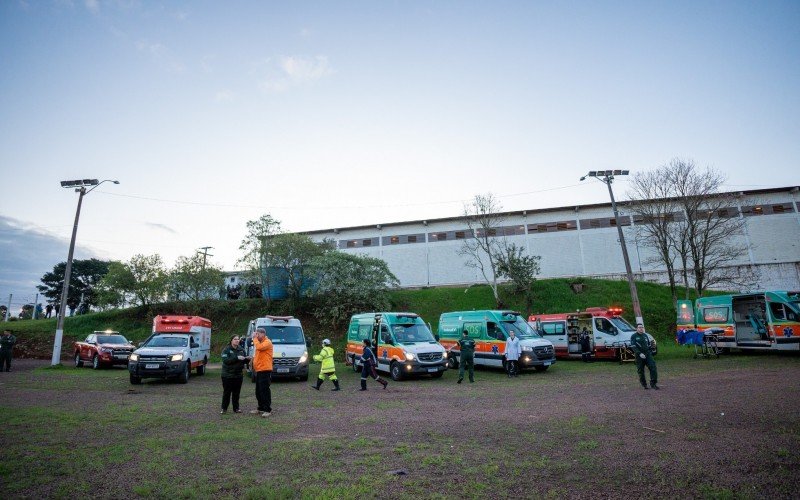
52,178 -> 120,366
33,292 -> 39,320
580,170 -> 644,327
4,294 -> 11,321
197,246 -> 214,270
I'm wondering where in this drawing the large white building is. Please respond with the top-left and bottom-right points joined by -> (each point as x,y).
302,186 -> 800,291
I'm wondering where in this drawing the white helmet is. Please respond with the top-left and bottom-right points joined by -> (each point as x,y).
322,338 -> 331,345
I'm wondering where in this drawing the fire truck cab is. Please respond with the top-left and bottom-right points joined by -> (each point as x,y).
529,307 -> 657,360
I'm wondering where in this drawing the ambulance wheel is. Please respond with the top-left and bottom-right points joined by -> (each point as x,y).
534,365 -> 549,372
390,362 -> 404,381
92,355 -> 101,370
74,353 -> 84,368
447,356 -> 459,369
300,374 -> 309,381
196,362 -> 206,375
130,374 -> 142,385
178,361 -> 190,384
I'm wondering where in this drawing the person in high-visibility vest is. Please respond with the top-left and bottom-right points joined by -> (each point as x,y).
311,338 -> 340,391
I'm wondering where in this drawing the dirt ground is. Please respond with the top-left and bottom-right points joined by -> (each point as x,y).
1,353 -> 799,499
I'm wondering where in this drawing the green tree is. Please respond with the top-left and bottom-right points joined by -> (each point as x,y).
269,233 -> 334,303
238,214 -> 282,302
98,254 -> 168,307
169,254 -> 225,301
37,258 -> 112,313
307,252 -> 400,329
496,243 -> 541,315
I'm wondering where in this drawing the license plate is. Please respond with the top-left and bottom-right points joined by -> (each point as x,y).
277,368 -> 289,373
115,355 -> 128,359
427,368 -> 438,373
544,361 -> 552,366
145,363 -> 159,369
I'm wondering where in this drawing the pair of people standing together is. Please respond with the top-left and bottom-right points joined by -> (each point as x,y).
456,329 -> 520,383
219,327 -> 274,417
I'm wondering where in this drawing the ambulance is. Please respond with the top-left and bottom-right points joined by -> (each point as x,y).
345,312 -> 448,381
128,315 -> 211,384
244,315 -> 310,381
438,310 -> 556,372
676,291 -> 800,351
528,307 -> 657,360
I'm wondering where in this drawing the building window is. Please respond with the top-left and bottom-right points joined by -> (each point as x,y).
390,236 -> 400,245
579,216 -> 631,230
742,203 -> 795,216
455,231 -> 466,239
363,239 -> 372,247
408,235 -> 417,243
346,240 -> 357,248
527,220 -> 577,233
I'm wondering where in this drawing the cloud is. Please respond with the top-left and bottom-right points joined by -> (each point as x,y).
215,90 -> 235,102
259,55 -> 333,93
84,0 -> 99,14
0,215 -> 100,305
145,222 -> 178,234
136,39 -> 186,73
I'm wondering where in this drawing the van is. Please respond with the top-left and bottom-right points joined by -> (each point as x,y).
345,312 -> 447,381
529,307 -> 657,360
438,310 -> 556,372
128,315 -> 211,384
244,315 -> 310,381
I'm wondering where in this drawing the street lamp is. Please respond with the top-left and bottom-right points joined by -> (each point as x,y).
52,178 -> 120,366
580,170 -> 644,327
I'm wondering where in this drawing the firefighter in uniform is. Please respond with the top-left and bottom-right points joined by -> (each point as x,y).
630,323 -> 658,390
457,329 -> 476,384
1,330 -> 16,372
311,338 -> 340,391
359,338 -> 388,390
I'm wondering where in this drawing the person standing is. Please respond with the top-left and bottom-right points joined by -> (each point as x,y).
250,327 -> 274,417
220,335 -> 249,414
45,304 -> 53,318
1,330 -> 16,372
504,330 -> 521,377
631,324 -> 658,390
359,338 -> 388,390
311,338 -> 340,391
580,327 -> 593,363
457,329 -> 476,384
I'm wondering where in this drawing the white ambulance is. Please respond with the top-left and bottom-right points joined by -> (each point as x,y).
244,315 -> 310,382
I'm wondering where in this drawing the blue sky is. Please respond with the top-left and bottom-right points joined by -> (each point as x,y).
0,0 -> 798,308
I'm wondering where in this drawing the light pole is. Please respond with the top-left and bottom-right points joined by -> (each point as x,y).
580,170 -> 644,327
52,178 -> 120,366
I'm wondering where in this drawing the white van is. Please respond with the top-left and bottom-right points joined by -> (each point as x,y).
244,315 -> 310,381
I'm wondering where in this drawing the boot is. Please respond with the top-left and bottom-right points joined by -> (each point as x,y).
331,380 -> 340,391
379,378 -> 388,389
457,377 -> 463,384
311,379 -> 323,390
360,379 -> 367,391
651,383 -> 660,390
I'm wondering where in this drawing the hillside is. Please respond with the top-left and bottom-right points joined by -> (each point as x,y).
5,278 -> 691,359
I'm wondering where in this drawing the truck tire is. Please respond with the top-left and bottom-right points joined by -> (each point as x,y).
300,373 -> 309,382
196,359 -> 206,375
178,361 -> 190,384
74,353 -> 84,368
447,355 -> 459,369
92,355 -> 101,370
390,361 -> 404,381
130,374 -> 142,385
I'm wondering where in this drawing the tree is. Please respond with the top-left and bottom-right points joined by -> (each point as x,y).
37,258 -> 111,313
307,252 -> 400,329
168,254 -> 225,301
458,193 -> 506,308
98,254 -> 168,307
269,233 -> 334,303
237,214 -> 282,303
496,243 -> 541,315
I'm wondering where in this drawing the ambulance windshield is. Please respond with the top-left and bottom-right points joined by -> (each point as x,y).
264,325 -> 305,345
146,336 -> 188,348
502,318 -> 542,339
610,317 -> 635,332
392,324 -> 436,344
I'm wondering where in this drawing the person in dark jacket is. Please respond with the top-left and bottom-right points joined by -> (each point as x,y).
580,328 -> 593,363
457,329 -> 476,384
359,338 -> 388,391
1,330 -> 17,372
631,324 -> 658,390
220,335 -> 249,413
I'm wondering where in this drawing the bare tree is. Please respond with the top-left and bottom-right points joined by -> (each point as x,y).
458,193 -> 506,307
237,214 -> 282,303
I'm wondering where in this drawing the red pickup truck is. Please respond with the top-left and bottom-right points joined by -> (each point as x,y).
74,331 -> 136,369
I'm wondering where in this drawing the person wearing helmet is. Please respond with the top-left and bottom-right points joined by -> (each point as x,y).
311,338 -> 340,391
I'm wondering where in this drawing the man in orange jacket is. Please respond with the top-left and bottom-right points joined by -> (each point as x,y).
250,327 -> 274,417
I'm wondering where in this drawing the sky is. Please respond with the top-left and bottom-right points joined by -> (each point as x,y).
1,0 -> 798,310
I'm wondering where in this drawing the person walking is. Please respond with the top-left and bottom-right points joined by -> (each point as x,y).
580,327 -> 593,363
504,330 -> 521,377
631,323 -> 658,390
457,329 -> 476,384
250,327 -> 274,417
311,338 -> 340,391
45,304 -> 53,318
0,330 -> 16,372
220,335 -> 249,414
359,338 -> 388,391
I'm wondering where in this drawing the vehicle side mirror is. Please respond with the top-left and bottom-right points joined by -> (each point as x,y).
191,342 -> 200,349
306,340 -> 311,348
434,334 -> 440,341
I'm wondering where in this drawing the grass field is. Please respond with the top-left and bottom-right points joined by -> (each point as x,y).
1,346 -> 798,499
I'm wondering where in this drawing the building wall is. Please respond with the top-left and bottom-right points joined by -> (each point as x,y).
300,187 -> 800,291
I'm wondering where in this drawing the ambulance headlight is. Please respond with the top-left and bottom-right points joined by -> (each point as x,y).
405,352 -> 415,361
299,351 -> 308,363
170,353 -> 184,362
129,354 -> 139,362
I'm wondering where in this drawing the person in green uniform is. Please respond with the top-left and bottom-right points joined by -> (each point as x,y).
0,329 -> 17,372
457,329 -> 476,384
311,338 -> 340,391
220,335 -> 249,413
630,324 -> 658,390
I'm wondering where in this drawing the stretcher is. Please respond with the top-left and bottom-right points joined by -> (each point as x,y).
676,328 -> 723,359
610,341 -> 636,364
